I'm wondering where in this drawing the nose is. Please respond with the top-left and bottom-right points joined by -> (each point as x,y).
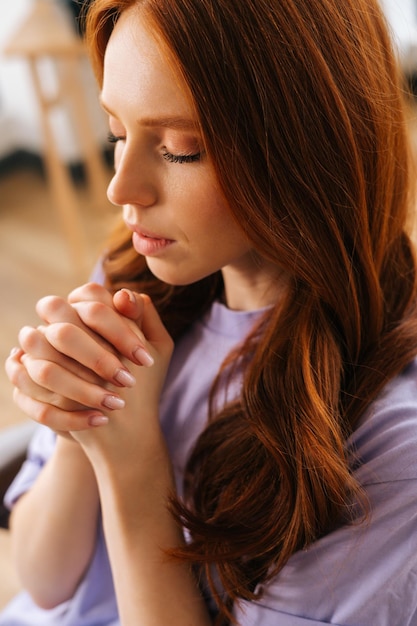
107,146 -> 157,208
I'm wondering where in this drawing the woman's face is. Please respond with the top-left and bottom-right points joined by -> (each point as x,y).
102,7 -> 279,309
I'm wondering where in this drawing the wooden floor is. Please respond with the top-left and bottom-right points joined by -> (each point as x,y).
0,98 -> 416,609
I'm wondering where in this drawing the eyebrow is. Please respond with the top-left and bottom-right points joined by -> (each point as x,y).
140,116 -> 198,131
100,98 -> 199,131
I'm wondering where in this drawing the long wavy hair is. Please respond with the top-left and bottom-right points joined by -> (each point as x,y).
85,0 -> 417,622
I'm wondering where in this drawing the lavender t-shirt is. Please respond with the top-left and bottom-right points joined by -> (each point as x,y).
2,302 -> 417,625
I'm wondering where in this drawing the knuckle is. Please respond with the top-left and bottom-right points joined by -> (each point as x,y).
6,359 -> 28,389
7,364 -> 23,387
92,351 -> 111,376
35,403 -> 53,426
18,326 -> 39,351
36,295 -> 64,317
87,300 -> 108,319
47,322 -> 76,348
4,356 -> 16,381
77,301 -> 108,327
34,360 -> 56,386
69,282 -> 106,302
86,282 -> 106,296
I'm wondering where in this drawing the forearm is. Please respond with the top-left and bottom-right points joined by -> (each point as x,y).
10,436 -> 100,609
88,434 -> 212,626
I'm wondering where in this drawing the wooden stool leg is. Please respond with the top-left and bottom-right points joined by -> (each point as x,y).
61,57 -> 110,210
28,57 -> 89,277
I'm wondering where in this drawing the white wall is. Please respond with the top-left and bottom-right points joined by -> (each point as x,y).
0,0 -> 107,161
380,0 -> 417,74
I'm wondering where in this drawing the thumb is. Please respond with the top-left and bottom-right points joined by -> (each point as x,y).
141,295 -> 174,356
114,290 -> 173,356
113,289 -> 145,324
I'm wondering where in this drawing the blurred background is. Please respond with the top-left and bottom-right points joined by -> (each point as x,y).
0,0 -> 116,428
0,0 -> 416,610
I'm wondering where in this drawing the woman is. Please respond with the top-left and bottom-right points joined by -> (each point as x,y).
3,0 -> 417,624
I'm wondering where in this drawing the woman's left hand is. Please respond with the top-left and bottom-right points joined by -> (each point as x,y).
7,283 -> 173,436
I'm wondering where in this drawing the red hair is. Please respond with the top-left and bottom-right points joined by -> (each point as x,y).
85,0 -> 417,621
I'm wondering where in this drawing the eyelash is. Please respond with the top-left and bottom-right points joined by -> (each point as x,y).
162,151 -> 201,164
107,131 -> 123,144
107,132 -> 201,164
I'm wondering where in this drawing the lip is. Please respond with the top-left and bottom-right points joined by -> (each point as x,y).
125,221 -> 175,256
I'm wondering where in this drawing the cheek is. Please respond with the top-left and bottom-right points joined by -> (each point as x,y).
194,180 -> 233,226
204,196 -> 244,240
192,201 -> 250,256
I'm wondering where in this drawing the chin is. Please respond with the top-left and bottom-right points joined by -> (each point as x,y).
145,258 -> 216,288
145,259 -> 199,287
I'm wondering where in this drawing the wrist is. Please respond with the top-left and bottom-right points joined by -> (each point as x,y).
54,434 -> 94,472
90,429 -> 174,501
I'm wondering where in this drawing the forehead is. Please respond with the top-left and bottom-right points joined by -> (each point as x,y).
101,7 -> 195,120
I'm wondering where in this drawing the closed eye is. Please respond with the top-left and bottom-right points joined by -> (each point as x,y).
162,151 -> 202,164
107,132 -> 202,163
107,131 -> 125,143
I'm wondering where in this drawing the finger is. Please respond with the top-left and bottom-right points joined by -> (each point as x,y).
113,290 -> 171,358
68,283 -> 154,366
70,300 -> 154,367
21,354 -> 126,412
113,288 -> 145,322
42,322 -> 137,387
36,295 -> 86,328
141,295 -> 174,355
67,282 -> 114,307
69,284 -> 153,366
6,349 -> 83,411
36,294 -> 115,353
18,326 -> 101,386
35,294 -> 138,385
13,388 -> 108,432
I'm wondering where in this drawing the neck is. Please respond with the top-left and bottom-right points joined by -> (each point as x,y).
221,263 -> 288,311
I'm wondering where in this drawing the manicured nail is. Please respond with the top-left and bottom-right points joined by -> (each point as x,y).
102,394 -> 125,410
114,368 -> 136,387
133,347 -> 154,367
88,414 -> 109,427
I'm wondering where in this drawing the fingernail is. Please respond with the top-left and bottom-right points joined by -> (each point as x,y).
120,288 -> 136,303
9,347 -> 21,357
88,414 -> 109,427
102,395 -> 125,410
133,347 -> 154,367
114,368 -> 136,387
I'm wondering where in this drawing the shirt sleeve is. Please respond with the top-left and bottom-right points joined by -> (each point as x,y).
235,604 -> 341,625
89,257 -> 105,285
4,425 -> 57,510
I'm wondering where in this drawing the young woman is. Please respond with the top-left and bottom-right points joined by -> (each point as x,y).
3,0 -> 417,624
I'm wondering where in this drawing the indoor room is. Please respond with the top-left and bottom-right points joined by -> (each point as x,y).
0,0 -> 417,622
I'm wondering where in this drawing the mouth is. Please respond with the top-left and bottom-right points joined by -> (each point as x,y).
125,222 -> 175,256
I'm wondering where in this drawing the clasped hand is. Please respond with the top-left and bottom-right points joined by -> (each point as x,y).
5,283 -> 174,453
